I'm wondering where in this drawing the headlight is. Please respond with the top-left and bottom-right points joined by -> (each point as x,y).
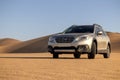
80,36 -> 89,40
74,36 -> 89,42
49,37 -> 56,43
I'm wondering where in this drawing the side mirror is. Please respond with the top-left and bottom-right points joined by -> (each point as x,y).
97,31 -> 103,35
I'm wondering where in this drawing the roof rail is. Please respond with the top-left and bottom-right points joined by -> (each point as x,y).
93,24 -> 102,27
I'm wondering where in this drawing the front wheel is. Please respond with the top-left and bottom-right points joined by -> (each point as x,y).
88,42 -> 96,59
74,53 -> 81,58
103,45 -> 110,58
53,53 -> 59,58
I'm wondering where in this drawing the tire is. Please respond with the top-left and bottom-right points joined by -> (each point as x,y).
74,53 -> 81,58
103,45 -> 110,58
53,53 -> 59,58
88,42 -> 96,59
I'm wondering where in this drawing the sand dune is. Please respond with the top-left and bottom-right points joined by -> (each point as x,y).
0,38 -> 21,53
10,36 -> 49,53
107,32 -> 120,53
0,38 -> 20,46
0,32 -> 120,53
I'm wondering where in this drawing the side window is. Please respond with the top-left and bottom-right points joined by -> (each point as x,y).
95,27 -> 100,35
99,27 -> 106,36
95,27 -> 105,36
100,29 -> 106,36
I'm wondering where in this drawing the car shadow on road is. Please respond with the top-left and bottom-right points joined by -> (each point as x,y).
0,56 -> 103,59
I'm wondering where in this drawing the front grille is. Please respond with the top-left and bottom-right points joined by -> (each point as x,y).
55,36 -> 74,43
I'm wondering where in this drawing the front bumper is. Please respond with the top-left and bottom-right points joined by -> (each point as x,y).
48,36 -> 93,53
48,45 -> 90,53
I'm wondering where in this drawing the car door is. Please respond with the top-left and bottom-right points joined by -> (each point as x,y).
95,27 -> 106,50
100,30 -> 108,50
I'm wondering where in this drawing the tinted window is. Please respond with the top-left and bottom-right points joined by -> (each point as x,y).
95,27 -> 101,35
64,26 -> 94,33
95,27 -> 106,36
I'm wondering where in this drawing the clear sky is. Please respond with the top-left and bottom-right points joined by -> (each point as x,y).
0,0 -> 120,40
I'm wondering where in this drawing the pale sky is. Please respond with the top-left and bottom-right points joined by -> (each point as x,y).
0,0 -> 120,40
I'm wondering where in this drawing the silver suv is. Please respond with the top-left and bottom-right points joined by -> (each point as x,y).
48,24 -> 111,59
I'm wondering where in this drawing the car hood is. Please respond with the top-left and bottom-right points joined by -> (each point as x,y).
52,33 -> 94,38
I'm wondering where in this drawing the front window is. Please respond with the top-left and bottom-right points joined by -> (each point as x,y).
64,25 -> 94,33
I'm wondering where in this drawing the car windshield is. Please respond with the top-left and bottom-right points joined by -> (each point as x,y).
64,26 -> 94,33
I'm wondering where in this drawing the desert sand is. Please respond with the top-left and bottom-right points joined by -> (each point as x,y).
0,53 -> 120,80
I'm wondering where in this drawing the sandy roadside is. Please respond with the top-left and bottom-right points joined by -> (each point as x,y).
0,53 -> 120,80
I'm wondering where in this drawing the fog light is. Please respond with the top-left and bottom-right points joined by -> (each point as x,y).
48,46 -> 53,52
77,45 -> 89,52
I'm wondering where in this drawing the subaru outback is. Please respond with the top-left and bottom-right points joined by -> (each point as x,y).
48,24 -> 111,59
